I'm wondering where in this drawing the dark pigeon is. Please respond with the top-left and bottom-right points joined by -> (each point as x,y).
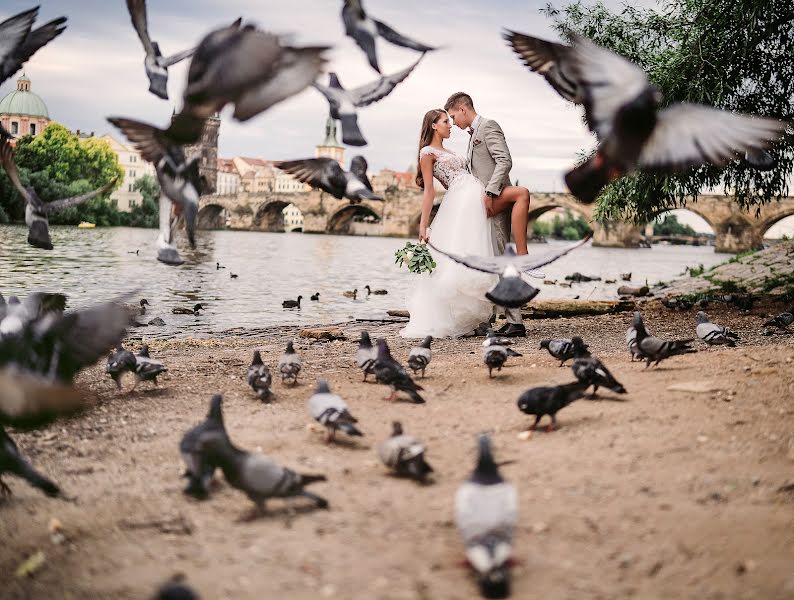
356,330 -> 377,382
179,394 -> 226,500
133,345 -> 168,388
0,7 -> 66,87
570,343 -> 626,397
539,336 -> 588,367
633,311 -> 696,367
275,155 -> 382,203
247,350 -> 273,401
763,308 -> 794,331
106,344 -> 137,389
373,338 -> 425,403
517,380 -> 590,431
277,340 -> 302,384
1,424 -> 60,498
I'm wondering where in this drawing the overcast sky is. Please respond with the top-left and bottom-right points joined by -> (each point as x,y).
2,0 -> 791,235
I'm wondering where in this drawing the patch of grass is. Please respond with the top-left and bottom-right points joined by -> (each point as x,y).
761,272 -> 794,293
686,264 -> 705,277
727,248 -> 758,264
703,275 -> 748,294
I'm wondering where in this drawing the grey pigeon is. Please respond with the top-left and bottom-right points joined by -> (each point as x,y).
179,393 -> 226,500
455,434 -> 517,599
373,338 -> 425,403
278,340 -> 302,384
430,237 -> 591,309
378,421 -> 432,482
504,31 -> 788,203
696,311 -> 739,346
307,379 -> 363,443
0,7 -> 66,95
517,381 -> 590,431
1,424 -> 60,498
763,308 -> 794,331
0,138 -> 117,250
356,330 -> 378,382
633,311 -> 696,367
570,343 -> 626,398
342,0 -> 435,74
625,325 -> 642,361
167,20 -> 328,144
481,330 -> 522,377
275,155 -> 382,203
126,0 -> 195,100
407,336 -> 432,378
199,432 -> 328,515
106,344 -> 137,389
247,350 -> 273,401
313,56 -> 423,147
133,345 -> 167,388
539,336 -> 588,367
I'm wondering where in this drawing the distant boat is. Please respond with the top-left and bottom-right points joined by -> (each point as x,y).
77,222 -> 96,228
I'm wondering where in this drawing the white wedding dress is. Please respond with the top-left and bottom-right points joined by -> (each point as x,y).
400,146 -> 497,339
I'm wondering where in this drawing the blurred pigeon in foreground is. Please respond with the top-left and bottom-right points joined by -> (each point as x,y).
407,336 -> 432,378
633,312 -> 696,367
539,336 -> 588,367
154,576 -> 200,600
106,344 -> 137,389
763,308 -> 793,331
247,350 -> 273,401
744,148 -> 775,171
517,381 -> 590,431
378,421 -> 433,482
503,31 -> 788,203
374,338 -> 425,403
278,340 -> 302,385
0,292 -> 65,339
342,0 -> 435,73
455,433 -> 517,599
0,138 -> 117,250
126,0 -> 195,100
199,431 -> 328,515
1,424 -> 60,498
696,311 -> 739,346
308,379 -> 363,443
0,7 -> 66,88
430,237 -> 590,308
356,330 -> 378,381
180,394 -> 226,500
570,344 -> 626,398
0,370 -> 87,429
275,155 -> 382,203
133,345 -> 168,388
313,56 -> 423,146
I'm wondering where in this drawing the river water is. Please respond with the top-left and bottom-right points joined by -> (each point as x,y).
0,225 -> 732,338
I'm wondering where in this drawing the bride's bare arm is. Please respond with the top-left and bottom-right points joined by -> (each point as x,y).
418,153 -> 436,242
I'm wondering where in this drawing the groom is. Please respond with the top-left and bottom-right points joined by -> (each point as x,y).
445,92 -> 526,337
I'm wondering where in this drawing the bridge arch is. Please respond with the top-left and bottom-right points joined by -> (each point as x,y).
327,204 -> 381,234
197,203 -> 229,230
408,203 -> 441,237
253,200 -> 291,232
760,210 -> 794,238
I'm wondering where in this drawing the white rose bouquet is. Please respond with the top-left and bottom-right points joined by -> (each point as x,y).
394,240 -> 436,274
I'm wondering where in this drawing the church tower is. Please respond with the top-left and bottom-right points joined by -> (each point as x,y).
314,116 -> 345,166
174,112 -> 220,195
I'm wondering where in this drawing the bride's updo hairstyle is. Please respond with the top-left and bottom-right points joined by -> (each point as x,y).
416,109 -> 446,188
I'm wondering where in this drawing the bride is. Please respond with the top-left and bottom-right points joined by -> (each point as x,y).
401,109 -> 498,339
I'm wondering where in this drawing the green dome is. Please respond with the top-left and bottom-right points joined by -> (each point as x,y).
0,75 -> 48,118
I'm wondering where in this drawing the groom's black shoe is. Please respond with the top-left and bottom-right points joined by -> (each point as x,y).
499,323 -> 527,338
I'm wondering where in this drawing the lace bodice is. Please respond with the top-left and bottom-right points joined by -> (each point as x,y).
420,146 -> 468,189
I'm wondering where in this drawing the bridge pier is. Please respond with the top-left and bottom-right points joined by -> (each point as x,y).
713,217 -> 763,254
591,221 -> 644,248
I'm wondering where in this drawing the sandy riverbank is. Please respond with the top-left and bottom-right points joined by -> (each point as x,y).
2,303 -> 794,599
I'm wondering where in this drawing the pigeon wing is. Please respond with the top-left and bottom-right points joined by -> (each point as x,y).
107,117 -> 168,164
11,16 -> 67,75
0,138 -> 35,206
502,30 -> 580,103
374,19 -> 435,52
44,178 -> 118,214
162,46 -> 195,67
638,103 -> 787,171
349,55 -> 423,107
126,0 -> 155,57
0,8 -> 39,79
275,158 -> 348,199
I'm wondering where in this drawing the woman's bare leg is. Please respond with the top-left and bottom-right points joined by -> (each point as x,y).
489,186 -> 530,254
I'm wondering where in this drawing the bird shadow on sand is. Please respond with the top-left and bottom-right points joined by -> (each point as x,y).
585,394 -> 629,402
128,387 -> 170,398
310,435 -> 370,451
236,500 -> 329,523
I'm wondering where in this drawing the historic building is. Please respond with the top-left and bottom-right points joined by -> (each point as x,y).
0,74 -> 50,140
282,203 -> 304,231
96,134 -> 156,211
315,116 -> 345,165
216,158 -> 241,196
177,112 -> 220,195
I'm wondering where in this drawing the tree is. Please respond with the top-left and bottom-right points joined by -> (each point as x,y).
126,174 -> 160,228
543,0 -> 793,223
653,214 -> 697,236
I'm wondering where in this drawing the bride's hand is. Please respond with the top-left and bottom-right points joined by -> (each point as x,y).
419,226 -> 430,243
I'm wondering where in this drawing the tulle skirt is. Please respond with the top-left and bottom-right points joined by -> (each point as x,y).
401,174 -> 497,339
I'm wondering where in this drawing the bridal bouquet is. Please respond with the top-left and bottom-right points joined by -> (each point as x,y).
395,241 -> 436,274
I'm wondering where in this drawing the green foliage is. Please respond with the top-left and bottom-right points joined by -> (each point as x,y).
125,175 -> 160,228
686,263 -> 705,277
533,209 -> 592,239
653,214 -> 697,236
544,0 -> 794,222
395,241 -> 437,274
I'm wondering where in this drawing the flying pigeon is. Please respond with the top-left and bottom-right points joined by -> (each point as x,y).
517,380 -> 590,432
313,56 -> 424,147
407,336 -> 432,378
539,336 -> 588,367
696,311 -> 739,346
133,345 -> 168,388
373,338 -> 425,403
278,340 -> 302,385
0,138 -> 117,250
341,0 -> 436,74
199,431 -> 328,515
167,20 -> 328,144
378,421 -> 433,482
632,311 -> 696,367
180,393 -> 226,499
0,7 -> 66,88
307,379 -> 363,443
356,330 -> 378,382
274,155 -> 382,203
570,343 -> 626,398
503,31 -> 788,203
247,350 -> 273,401
1,424 -> 60,498
106,344 -> 137,389
430,237 -> 591,308
0,370 -> 87,429
455,433 -> 517,599
763,308 -> 793,331
125,0 -> 195,100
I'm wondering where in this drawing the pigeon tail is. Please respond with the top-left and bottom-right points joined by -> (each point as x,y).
407,456 -> 433,480
339,113 -> 367,146
300,473 -> 327,486
478,566 -> 511,599
19,462 -> 61,497
407,389 -> 426,404
339,421 -> 364,437
27,221 -> 53,250
565,153 -> 614,204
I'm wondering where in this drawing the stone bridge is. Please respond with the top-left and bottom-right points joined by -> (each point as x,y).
198,189 -> 794,253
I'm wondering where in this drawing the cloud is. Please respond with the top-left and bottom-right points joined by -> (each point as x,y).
0,0 -> 657,191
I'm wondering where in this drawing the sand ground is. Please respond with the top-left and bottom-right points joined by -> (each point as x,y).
1,303 -> 794,599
